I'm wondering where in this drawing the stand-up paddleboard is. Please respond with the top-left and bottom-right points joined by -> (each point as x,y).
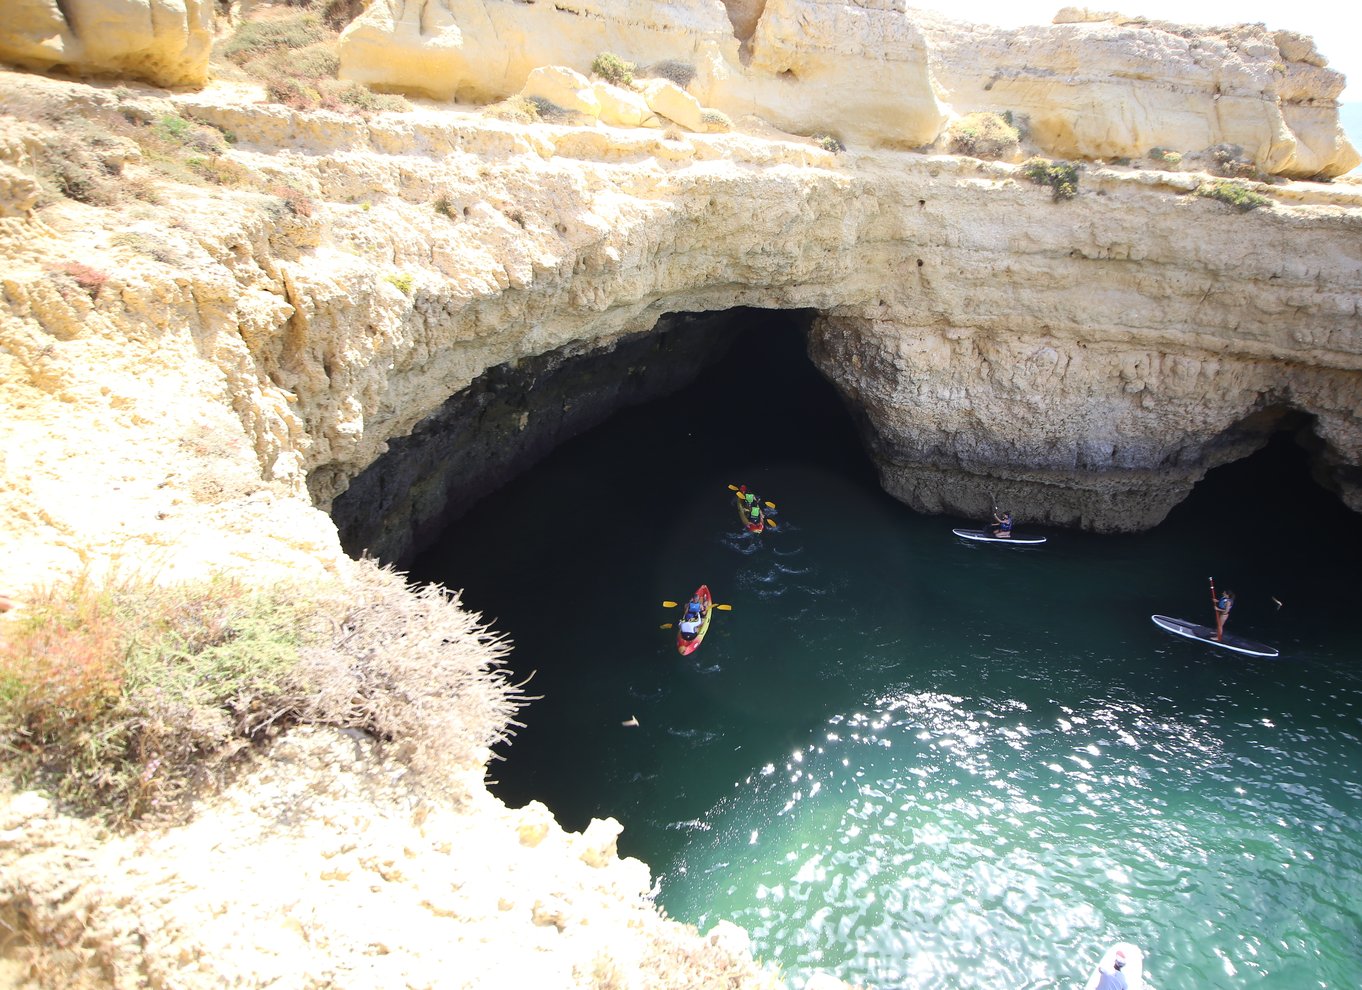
1151,614 -> 1279,658
952,528 -> 1047,545
1083,942 -> 1145,990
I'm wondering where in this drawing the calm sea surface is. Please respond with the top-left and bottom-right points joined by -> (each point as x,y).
410,316 -> 1362,990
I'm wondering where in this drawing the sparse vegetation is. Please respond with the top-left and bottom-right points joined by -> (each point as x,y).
947,111 -> 1020,160
46,262 -> 109,300
1203,143 -> 1274,183
525,96 -> 573,122
700,108 -> 732,133
385,272 -> 414,294
1196,179 -> 1272,211
216,5 -> 410,115
812,133 -> 845,154
1020,156 -> 1081,201
1148,146 -> 1183,167
590,52 -> 635,88
483,95 -> 542,123
433,193 -> 458,220
0,561 -> 523,825
219,11 -> 331,65
269,183 -> 315,217
638,60 -> 696,90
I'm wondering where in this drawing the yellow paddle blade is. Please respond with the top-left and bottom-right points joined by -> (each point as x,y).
764,501 -> 776,509
660,623 -> 674,629
727,484 -> 739,491
715,604 -> 733,611
765,518 -> 778,529
662,601 -> 679,608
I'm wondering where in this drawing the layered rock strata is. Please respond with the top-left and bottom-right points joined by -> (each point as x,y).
4,69 -> 1359,586
335,0 -> 1359,177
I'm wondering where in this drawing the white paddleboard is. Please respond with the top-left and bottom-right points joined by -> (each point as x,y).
952,527 -> 1047,545
1083,942 -> 1145,990
1151,614 -> 1279,658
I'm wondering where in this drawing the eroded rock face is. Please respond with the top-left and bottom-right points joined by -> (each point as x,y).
2,70 -> 1360,583
337,0 -> 947,147
0,0 -> 215,88
335,0 -> 1357,177
918,10 -> 1360,179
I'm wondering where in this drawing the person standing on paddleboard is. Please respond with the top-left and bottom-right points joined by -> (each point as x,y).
1092,949 -> 1130,990
1210,578 -> 1235,642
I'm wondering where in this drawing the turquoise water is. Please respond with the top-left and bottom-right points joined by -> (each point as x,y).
410,316 -> 1362,990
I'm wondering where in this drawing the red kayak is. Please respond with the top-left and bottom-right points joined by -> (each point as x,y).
676,585 -> 713,655
736,495 -> 765,533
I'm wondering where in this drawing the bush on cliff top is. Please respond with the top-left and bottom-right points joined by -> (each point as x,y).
0,560 -> 524,825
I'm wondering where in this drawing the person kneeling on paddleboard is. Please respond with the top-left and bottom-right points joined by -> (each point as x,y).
991,510 -> 1012,538
1209,578 -> 1235,642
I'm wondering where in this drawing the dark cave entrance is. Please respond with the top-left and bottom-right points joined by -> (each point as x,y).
330,307 -> 852,567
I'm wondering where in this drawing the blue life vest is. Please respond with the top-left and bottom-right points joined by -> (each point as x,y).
1217,594 -> 1232,612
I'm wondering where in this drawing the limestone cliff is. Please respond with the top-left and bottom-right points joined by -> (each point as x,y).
335,0 -> 1359,178
1,0 -> 1362,982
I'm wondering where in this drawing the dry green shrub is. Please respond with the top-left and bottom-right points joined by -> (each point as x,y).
1148,146 -> 1183,167
320,0 -> 366,29
0,573 -> 309,820
700,108 -> 732,133
1020,156 -> 1081,201
591,52 -> 635,87
219,11 -> 330,65
37,132 -> 122,206
638,59 -> 696,90
1204,143 -> 1269,181
812,133 -> 844,153
0,559 -> 526,824
294,560 -> 523,778
483,95 -> 542,123
947,110 -> 1020,160
1196,179 -> 1272,211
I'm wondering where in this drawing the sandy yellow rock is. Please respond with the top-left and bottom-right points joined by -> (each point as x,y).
0,0 -> 214,88
522,65 -> 600,120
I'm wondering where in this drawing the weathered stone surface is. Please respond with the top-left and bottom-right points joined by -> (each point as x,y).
338,0 -> 948,147
919,11 -> 1360,179
336,0 -> 1356,176
0,0 -> 215,88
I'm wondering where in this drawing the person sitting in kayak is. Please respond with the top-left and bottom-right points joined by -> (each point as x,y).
747,501 -> 764,525
684,597 -> 705,621
991,510 -> 1013,538
678,615 -> 702,641
1210,578 -> 1235,642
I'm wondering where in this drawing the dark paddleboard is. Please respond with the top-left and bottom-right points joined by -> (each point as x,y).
1151,614 -> 1279,658
952,528 -> 1047,545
